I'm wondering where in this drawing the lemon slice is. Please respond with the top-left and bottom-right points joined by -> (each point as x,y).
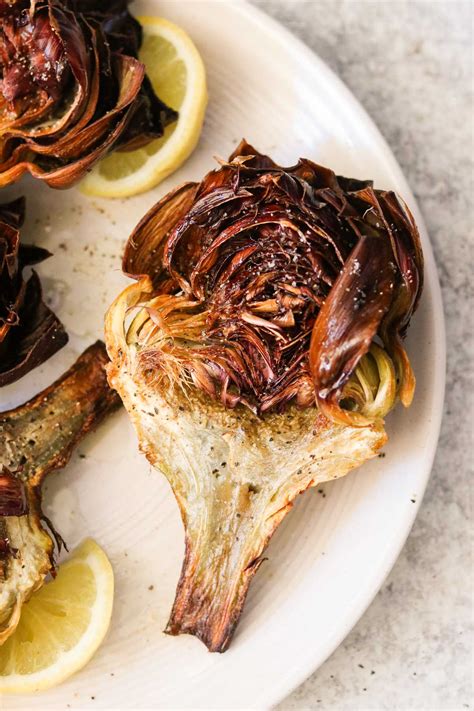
81,17 -> 207,198
0,539 -> 114,694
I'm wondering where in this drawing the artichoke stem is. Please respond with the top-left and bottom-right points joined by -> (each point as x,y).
166,480 -> 281,652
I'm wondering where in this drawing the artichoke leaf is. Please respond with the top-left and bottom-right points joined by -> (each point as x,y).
0,341 -> 121,644
0,197 -> 68,386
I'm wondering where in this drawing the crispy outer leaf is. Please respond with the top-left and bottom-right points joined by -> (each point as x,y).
0,197 -> 68,386
124,182 -> 199,285
309,234 -> 396,424
0,340 -> 121,643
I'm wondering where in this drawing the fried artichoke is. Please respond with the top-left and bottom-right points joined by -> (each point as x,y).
0,0 -> 177,189
0,196 -> 67,386
106,141 -> 423,651
0,341 -> 121,643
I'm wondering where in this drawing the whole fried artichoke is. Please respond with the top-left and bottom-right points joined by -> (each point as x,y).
0,197 -> 67,386
0,0 -> 177,189
106,141 -> 423,651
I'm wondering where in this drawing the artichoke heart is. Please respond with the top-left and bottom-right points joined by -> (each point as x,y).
105,141 -> 423,652
0,341 -> 121,644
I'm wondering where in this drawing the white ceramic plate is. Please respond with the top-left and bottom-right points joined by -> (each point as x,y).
1,1 -> 445,709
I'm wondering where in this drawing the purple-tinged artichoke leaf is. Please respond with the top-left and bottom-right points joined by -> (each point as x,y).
0,198 -> 68,386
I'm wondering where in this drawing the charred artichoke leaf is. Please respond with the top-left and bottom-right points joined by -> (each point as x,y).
0,340 -> 121,644
123,182 -> 200,284
106,279 -> 386,652
0,197 -> 68,386
309,233 -> 396,425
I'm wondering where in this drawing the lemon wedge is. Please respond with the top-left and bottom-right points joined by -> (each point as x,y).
0,539 -> 114,694
81,17 -> 207,198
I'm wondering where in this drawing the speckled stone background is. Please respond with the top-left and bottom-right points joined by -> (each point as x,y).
247,1 -> 472,709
